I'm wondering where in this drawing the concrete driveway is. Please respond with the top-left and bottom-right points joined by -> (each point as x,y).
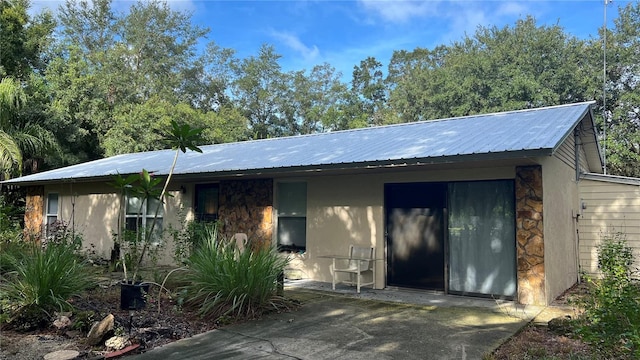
130,282 -> 541,360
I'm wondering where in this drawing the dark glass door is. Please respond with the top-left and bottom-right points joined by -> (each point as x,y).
385,182 -> 446,290
195,184 -> 219,222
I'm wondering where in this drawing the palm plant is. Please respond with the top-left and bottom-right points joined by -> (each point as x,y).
0,77 -> 26,178
0,77 -> 58,180
108,172 -> 138,277
130,120 -> 204,281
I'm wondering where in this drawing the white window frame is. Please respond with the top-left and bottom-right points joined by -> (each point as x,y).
125,195 -> 164,244
276,182 -> 307,252
45,193 -> 59,237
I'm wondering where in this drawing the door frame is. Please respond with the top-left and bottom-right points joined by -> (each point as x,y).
384,182 -> 448,291
383,179 -> 517,299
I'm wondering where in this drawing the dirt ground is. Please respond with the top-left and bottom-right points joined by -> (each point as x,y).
0,279 -> 218,360
488,282 -> 604,360
1,281 -> 597,360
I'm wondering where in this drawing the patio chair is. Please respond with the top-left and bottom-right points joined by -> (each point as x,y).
232,233 -> 248,259
332,245 -> 375,293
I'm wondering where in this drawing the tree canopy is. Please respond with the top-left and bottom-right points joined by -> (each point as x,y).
0,0 -> 638,178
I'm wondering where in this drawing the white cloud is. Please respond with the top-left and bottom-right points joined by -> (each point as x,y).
29,0 -> 64,16
497,2 -> 530,17
444,4 -> 491,42
269,30 -> 320,62
358,0 -> 442,23
165,0 -> 197,13
29,0 -> 197,17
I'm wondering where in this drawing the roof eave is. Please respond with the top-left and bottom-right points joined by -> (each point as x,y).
3,149 -> 553,186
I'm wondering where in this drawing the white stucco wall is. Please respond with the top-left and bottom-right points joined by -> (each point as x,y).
280,165 -> 516,290
43,181 -> 191,266
538,155 -> 581,304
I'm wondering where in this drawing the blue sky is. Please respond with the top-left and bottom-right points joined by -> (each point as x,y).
32,0 -> 634,79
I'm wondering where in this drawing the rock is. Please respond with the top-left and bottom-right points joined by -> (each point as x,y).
105,335 -> 129,350
548,316 -> 572,335
53,315 -> 72,330
87,314 -> 114,346
43,349 -> 80,360
65,330 -> 81,338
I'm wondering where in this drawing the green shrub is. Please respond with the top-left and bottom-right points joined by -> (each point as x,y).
0,239 -> 28,275
0,194 -> 25,274
182,226 -> 290,320
169,216 -> 217,264
575,231 -> 640,357
0,241 -> 94,329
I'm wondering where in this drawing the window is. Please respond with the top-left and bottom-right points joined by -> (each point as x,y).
277,182 -> 307,252
125,196 -> 163,243
194,184 -> 219,222
45,193 -> 59,236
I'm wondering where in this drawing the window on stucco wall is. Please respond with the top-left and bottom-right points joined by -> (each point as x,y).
45,193 -> 59,236
125,196 -> 163,244
194,184 -> 219,222
277,182 -> 307,252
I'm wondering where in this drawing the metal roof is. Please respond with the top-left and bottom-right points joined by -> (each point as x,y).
3,101 -> 597,185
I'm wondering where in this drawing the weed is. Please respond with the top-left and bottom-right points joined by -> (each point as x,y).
575,231 -> 640,358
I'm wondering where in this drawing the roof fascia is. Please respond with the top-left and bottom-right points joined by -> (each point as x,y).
580,172 -> 640,186
5,149 -> 553,186
550,102 -> 595,155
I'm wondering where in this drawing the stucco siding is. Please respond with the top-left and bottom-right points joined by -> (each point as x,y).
578,179 -> 640,276
540,155 -> 580,304
43,182 -> 189,265
283,166 -> 516,290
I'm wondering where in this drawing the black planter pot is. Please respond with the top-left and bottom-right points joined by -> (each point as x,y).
120,281 -> 150,310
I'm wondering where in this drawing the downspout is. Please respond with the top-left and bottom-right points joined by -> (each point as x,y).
574,128 -> 582,283
574,128 -> 581,182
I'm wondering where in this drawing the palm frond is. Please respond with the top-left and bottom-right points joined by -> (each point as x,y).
0,131 -> 23,178
0,78 -> 26,129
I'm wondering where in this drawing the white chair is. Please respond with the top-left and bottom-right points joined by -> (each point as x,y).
332,245 -> 375,293
232,233 -> 248,258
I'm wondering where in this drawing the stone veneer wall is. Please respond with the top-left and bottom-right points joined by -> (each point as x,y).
516,166 -> 545,305
218,179 -> 273,248
24,186 -> 44,241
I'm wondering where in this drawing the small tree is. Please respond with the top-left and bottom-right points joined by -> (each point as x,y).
108,173 -> 138,274
130,120 -> 204,281
109,121 -> 204,282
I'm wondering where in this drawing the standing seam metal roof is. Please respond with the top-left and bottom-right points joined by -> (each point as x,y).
3,101 -> 596,184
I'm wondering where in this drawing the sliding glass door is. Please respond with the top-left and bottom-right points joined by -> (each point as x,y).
448,180 -> 516,298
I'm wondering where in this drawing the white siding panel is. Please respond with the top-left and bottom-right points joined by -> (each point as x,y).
555,136 -> 575,169
578,143 -> 590,174
578,179 -> 640,277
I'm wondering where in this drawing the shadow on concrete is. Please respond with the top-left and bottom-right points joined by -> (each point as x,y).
130,280 -> 544,360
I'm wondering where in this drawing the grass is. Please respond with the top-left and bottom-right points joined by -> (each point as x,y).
0,241 -> 95,329
181,227 -> 290,320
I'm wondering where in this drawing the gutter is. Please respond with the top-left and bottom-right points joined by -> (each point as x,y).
2,148 -> 553,187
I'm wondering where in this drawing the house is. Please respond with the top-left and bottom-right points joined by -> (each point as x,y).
5,101 -> 638,306
576,173 -> 640,275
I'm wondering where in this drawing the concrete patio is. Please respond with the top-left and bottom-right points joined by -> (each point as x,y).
129,280 -> 546,360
